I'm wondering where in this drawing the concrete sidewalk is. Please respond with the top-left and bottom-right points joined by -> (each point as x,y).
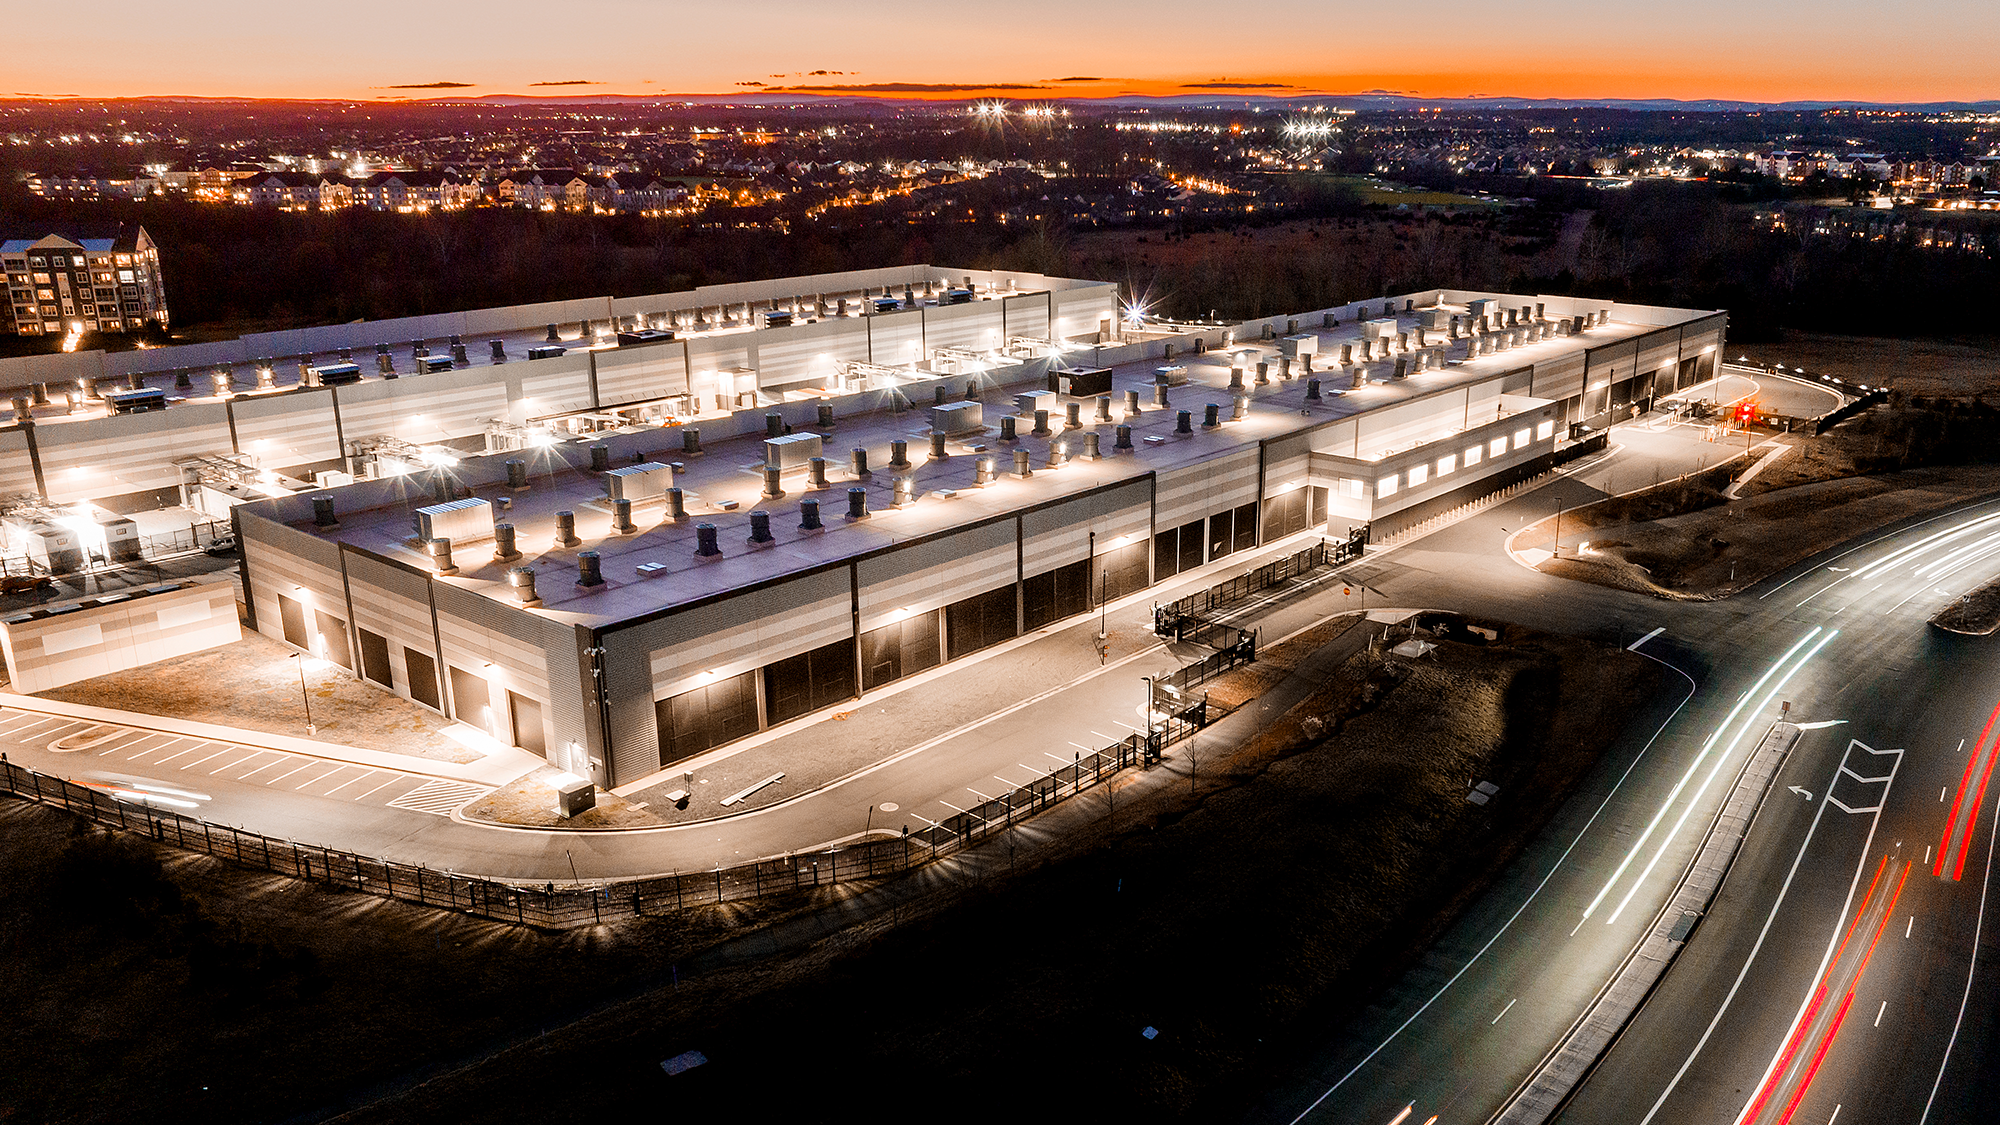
608,526 -> 1351,826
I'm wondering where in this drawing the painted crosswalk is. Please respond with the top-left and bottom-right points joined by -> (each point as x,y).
388,779 -> 491,816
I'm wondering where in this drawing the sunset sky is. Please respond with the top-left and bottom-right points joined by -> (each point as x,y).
12,0 -> 1999,104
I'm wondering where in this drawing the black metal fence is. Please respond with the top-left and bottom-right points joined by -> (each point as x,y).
1155,536 -> 1360,635
1,718 -> 1200,929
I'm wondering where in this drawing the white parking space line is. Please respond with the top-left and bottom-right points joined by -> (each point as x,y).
112,734 -> 172,757
265,762 -> 315,785
152,741 -> 212,765
939,799 -> 968,814
232,752 -> 291,779
350,778 -> 399,802
291,765 -> 344,790
93,733 -> 152,756
1043,751 -> 1070,765
124,737 -> 189,762
314,767 -> 370,795
211,752 -> 271,776
1090,731 -> 1124,743
182,746 -> 237,769
965,787 -> 993,801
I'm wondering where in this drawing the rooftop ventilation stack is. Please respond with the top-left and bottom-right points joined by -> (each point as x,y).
509,567 -> 541,607
576,551 -> 603,586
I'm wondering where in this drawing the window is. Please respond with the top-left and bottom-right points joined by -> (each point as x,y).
1464,445 -> 1482,466
1490,437 -> 1508,458
117,270 -> 135,284
1341,477 -> 1365,498
1407,464 -> 1428,486
32,273 -> 50,284
1514,429 -> 1531,449
1537,420 -> 1555,440
1378,474 -> 1399,497
1436,454 -> 1456,476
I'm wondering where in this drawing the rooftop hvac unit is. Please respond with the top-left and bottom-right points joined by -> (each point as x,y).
1014,388 -> 1057,415
413,497 -> 493,544
1418,307 -> 1453,331
765,431 -> 823,471
930,401 -> 984,435
872,297 -> 900,313
104,387 -> 167,413
944,288 -> 975,305
1055,367 -> 1113,397
1466,298 -> 1499,321
605,462 -> 673,503
1361,318 -> 1399,340
314,362 -> 363,385
762,311 -> 793,328
527,345 -> 567,361
1152,365 -> 1189,386
1278,334 -> 1318,358
617,329 -> 676,347
416,354 -> 454,374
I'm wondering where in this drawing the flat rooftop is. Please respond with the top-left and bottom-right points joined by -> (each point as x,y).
265,303 -> 1678,627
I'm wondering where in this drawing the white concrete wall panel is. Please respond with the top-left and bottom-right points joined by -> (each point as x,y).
0,582 -> 238,693
518,362 -> 595,419
1585,338 -> 1640,388
1636,330 -> 1681,381
1263,433 -> 1312,493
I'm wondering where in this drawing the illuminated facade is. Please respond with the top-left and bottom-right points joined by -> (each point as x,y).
1,225 -> 169,338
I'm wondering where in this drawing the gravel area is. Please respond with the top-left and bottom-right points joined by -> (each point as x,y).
32,628 -> 477,764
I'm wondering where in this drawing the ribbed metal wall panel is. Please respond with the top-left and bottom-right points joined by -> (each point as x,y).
336,371 -> 509,446
1002,293 -> 1050,339
1531,349 -> 1586,401
232,389 -> 342,467
31,405 -> 235,503
639,567 -> 853,700
341,551 -> 442,702
1154,447 -> 1259,527
1636,329 -> 1681,381
866,310 -> 925,367
1021,479 -> 1152,575
0,429 -> 36,497
857,521 -> 1015,631
1585,337 -> 1640,387
922,302 -> 999,353
1264,433 -> 1311,492
1049,285 -> 1119,340
519,362 -> 593,417
594,347 -> 687,405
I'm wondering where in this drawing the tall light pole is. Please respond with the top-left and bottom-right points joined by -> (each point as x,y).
294,652 -> 316,736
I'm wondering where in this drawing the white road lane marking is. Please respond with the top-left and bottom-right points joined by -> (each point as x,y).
1491,998 -> 1517,1025
1906,915 -> 1914,939
1875,1000 -> 1887,1027
1627,627 -> 1665,651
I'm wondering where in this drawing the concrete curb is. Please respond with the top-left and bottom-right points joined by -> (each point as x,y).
1486,720 -> 1802,1125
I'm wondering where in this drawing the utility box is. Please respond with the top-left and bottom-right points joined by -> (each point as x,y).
556,777 -> 596,818
605,462 -> 673,503
527,344 -> 567,360
1418,306 -> 1454,331
765,431 -> 823,471
1279,334 -> 1318,358
1153,365 -> 1189,386
930,401 -> 984,435
1055,367 -> 1114,397
1014,389 -> 1057,416
97,516 -> 142,564
413,497 -> 493,544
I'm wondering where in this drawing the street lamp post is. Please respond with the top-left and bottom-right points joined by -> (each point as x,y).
294,652 -> 316,736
